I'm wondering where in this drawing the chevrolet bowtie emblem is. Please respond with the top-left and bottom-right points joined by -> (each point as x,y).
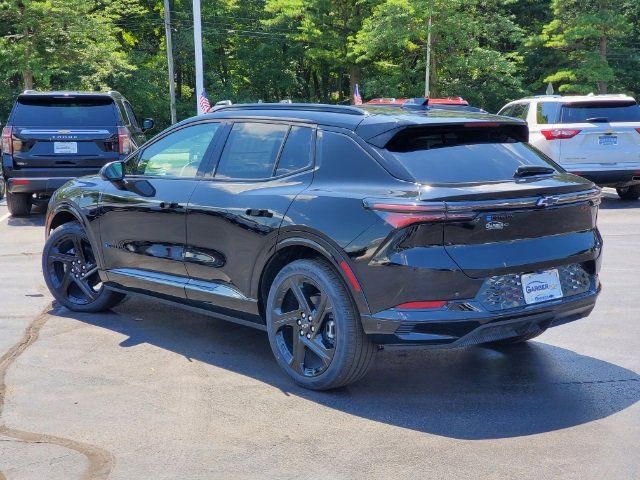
537,195 -> 561,207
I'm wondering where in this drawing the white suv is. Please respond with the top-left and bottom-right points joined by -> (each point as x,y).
498,94 -> 640,200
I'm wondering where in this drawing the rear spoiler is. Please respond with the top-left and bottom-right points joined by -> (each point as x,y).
364,121 -> 529,148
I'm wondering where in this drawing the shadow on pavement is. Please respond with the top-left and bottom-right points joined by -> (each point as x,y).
56,297 -> 640,441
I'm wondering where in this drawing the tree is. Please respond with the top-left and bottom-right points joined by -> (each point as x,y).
0,0 -> 133,90
353,0 -> 524,111
540,0 -> 630,94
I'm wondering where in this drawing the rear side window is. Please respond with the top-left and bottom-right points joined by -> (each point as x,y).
382,125 -> 556,184
499,103 -> 528,120
536,102 -> 560,124
560,101 -> 640,123
275,126 -> 314,176
11,97 -> 118,127
215,122 -> 288,179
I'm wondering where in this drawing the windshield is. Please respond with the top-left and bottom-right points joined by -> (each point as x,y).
12,97 -> 118,127
560,102 -> 640,123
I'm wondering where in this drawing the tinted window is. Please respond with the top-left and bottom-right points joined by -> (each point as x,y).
501,103 -> 528,120
275,126 -> 314,176
215,122 -> 288,179
133,123 -> 219,177
498,106 -> 513,117
123,101 -> 140,128
12,97 -> 117,127
560,102 -> 640,123
382,125 -> 556,184
536,102 -> 560,124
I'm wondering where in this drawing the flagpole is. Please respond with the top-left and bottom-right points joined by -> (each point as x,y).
193,0 -> 204,115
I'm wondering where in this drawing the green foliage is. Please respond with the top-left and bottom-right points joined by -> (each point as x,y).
0,0 -> 638,125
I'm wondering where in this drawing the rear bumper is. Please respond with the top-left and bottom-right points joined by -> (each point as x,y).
567,168 -> 640,187
361,286 -> 599,347
6,176 -> 76,194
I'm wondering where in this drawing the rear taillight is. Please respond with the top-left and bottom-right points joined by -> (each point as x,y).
541,129 -> 581,140
364,199 -> 474,228
2,126 -> 13,154
118,127 -> 132,155
635,128 -> 640,134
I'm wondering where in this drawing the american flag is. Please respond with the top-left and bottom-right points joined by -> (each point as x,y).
353,83 -> 362,105
199,89 -> 212,113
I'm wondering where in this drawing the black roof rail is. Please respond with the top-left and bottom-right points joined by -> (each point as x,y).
210,102 -> 367,116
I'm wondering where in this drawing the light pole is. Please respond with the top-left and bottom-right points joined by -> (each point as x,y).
164,0 -> 176,124
193,0 -> 204,114
424,14 -> 432,98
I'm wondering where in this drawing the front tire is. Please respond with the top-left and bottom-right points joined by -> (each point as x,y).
616,185 -> 640,201
42,221 -> 125,312
266,258 -> 375,390
7,191 -> 32,216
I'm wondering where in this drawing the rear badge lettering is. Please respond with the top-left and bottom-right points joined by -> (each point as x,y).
485,215 -> 510,230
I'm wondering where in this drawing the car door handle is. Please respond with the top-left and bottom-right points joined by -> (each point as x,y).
159,202 -> 184,210
246,208 -> 273,218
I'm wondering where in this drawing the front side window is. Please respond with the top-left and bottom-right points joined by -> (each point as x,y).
215,122 -> 288,179
132,122 -> 219,177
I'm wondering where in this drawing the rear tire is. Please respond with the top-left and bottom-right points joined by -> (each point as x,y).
616,185 -> 640,201
266,258 -> 375,390
7,191 -> 32,216
43,221 -> 126,312
486,329 -> 546,346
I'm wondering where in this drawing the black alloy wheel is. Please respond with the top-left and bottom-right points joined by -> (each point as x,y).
43,222 -> 125,312
270,274 -> 337,377
266,259 -> 375,390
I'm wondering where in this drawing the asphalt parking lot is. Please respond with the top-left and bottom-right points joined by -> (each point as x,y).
0,192 -> 638,480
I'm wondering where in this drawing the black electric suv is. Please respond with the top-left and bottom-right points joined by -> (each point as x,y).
42,103 -> 602,390
2,91 -> 154,216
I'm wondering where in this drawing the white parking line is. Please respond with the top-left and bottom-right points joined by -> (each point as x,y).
0,213 -> 10,223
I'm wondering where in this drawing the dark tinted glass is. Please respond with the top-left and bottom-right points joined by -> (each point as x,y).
12,97 -> 118,126
123,101 -> 139,128
275,126 -> 314,176
216,122 -> 288,179
560,102 -> 640,123
498,106 -> 513,117
383,125 -> 555,184
536,102 -> 560,124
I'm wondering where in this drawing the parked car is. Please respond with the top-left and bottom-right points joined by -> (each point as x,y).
1,90 -> 154,216
498,94 -> 640,199
402,97 -> 487,113
42,103 -> 602,390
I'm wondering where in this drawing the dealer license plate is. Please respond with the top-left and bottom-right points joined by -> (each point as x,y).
598,135 -> 617,146
54,142 -> 77,154
521,269 -> 563,305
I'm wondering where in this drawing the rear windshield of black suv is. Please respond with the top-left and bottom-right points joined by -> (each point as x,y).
11,97 -> 118,127
380,124 -> 558,184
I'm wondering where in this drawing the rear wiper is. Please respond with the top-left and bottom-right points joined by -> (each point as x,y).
514,165 -> 555,178
585,117 -> 609,123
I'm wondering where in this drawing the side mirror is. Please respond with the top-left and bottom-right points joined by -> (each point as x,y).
100,161 -> 124,182
142,118 -> 155,131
